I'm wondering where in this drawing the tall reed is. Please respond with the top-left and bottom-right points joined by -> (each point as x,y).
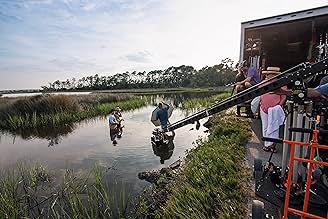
181,92 -> 230,110
0,94 -> 148,131
0,163 -> 125,218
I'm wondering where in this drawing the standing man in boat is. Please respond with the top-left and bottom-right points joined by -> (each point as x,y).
156,102 -> 176,129
156,102 -> 170,129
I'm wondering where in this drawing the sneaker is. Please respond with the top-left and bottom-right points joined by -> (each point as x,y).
262,144 -> 277,153
262,146 -> 271,152
269,144 -> 278,153
113,140 -> 118,145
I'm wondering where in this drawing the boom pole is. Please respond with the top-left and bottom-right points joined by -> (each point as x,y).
165,59 -> 328,132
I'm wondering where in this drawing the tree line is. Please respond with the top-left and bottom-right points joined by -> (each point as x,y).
42,58 -> 237,91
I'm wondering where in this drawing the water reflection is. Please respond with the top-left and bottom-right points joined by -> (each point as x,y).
109,126 -> 124,146
152,137 -> 175,164
0,96 -> 209,212
1,123 -> 76,147
0,92 -> 214,145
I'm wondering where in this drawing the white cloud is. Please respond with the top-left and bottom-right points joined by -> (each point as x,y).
82,2 -> 96,11
125,51 -> 153,63
1,0 -> 328,89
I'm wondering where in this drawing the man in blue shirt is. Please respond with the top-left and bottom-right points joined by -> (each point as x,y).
109,110 -> 118,128
275,76 -> 328,100
156,102 -> 169,129
236,61 -> 260,92
308,81 -> 328,99
235,61 -> 260,116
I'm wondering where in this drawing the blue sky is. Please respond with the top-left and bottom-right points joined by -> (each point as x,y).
1,0 -> 327,89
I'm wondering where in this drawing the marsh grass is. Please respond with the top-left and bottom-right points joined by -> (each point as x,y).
181,92 -> 231,110
0,94 -> 148,131
94,87 -> 230,95
0,163 -> 126,218
135,112 -> 252,219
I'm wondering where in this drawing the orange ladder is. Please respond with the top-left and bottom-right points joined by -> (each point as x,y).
283,129 -> 328,219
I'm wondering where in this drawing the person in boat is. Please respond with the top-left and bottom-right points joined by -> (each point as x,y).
156,102 -> 170,129
108,109 -> 119,145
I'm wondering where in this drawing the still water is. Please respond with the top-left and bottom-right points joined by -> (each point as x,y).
0,94 -> 209,205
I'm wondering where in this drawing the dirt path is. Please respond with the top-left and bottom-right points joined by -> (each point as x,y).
245,117 -> 283,218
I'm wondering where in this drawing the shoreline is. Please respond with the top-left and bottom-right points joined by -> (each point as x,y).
133,111 -> 253,218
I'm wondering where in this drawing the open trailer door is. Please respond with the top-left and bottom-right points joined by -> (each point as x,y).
239,6 -> 328,81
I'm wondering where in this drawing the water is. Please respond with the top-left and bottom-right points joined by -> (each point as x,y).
0,93 -> 210,208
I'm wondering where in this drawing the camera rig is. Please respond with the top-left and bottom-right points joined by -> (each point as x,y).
164,58 -> 328,132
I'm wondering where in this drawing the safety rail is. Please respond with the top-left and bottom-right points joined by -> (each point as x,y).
283,129 -> 328,219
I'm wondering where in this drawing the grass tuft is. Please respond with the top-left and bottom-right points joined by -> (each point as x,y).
0,163 -> 125,218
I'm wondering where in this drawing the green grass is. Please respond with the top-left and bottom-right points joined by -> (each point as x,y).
135,111 -> 252,219
0,163 -> 124,218
181,92 -> 231,110
93,87 -> 230,95
0,94 -> 148,131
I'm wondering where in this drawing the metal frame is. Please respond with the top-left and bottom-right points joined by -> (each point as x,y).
241,6 -> 328,29
283,129 -> 328,219
166,58 -> 328,132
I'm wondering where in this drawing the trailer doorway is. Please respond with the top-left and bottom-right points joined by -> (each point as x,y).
243,14 -> 328,73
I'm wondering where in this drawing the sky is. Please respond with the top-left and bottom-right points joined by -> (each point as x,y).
0,0 -> 327,90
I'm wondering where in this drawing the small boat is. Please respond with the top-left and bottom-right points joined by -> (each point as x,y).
151,128 -> 169,146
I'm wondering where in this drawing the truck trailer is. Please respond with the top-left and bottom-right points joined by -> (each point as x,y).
163,7 -> 328,217
239,5 -> 328,74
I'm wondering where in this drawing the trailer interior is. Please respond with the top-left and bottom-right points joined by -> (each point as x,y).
243,14 -> 328,73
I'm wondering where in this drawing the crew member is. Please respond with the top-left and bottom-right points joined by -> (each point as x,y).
235,61 -> 260,92
260,67 -> 286,152
109,109 -> 119,145
308,81 -> 328,99
156,102 -> 170,129
114,106 -> 124,138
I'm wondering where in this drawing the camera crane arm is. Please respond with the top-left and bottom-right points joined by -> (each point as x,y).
165,59 -> 328,132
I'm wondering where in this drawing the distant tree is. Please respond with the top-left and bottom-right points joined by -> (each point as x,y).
42,58 -> 237,91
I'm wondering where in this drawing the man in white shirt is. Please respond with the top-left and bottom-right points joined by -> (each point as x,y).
109,109 -> 119,145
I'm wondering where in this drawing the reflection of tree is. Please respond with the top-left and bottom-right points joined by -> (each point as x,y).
6,123 -> 76,147
152,137 -> 175,164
